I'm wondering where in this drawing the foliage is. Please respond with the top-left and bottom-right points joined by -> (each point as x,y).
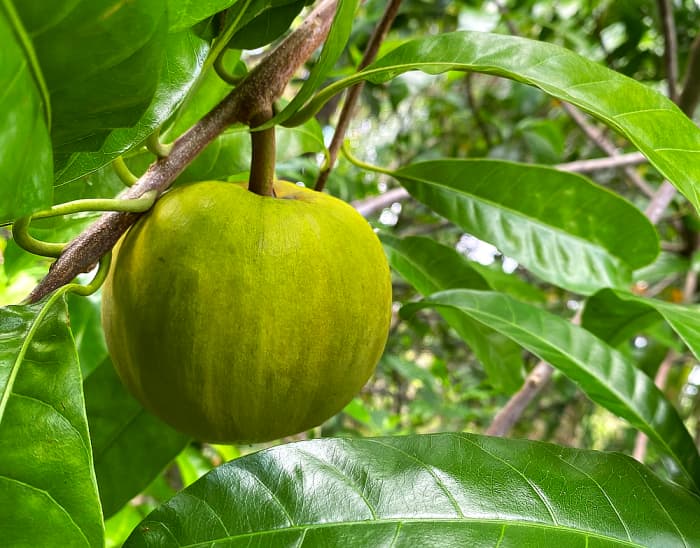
1,0 -> 700,546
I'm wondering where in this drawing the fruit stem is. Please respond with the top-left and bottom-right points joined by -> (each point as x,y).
248,108 -> 276,197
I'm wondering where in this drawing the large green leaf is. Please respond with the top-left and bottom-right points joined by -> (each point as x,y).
0,6 -> 52,223
402,290 -> 700,490
391,159 -> 658,294
0,297 -> 103,547
14,0 -> 168,152
583,289 -> 700,358
124,434 -> 700,546
55,29 -> 210,185
85,358 -> 190,519
296,31 -> 700,211
381,234 -> 524,393
167,0 -> 240,32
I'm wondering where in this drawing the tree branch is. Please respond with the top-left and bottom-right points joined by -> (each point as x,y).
679,35 -> 700,116
560,103 -> 655,197
27,0 -> 338,303
656,0 -> 679,102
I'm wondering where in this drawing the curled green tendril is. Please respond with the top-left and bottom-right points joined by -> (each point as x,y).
12,216 -> 65,258
214,50 -> 242,86
21,252 -> 111,309
341,140 -> 395,177
113,156 -> 138,187
67,251 -> 112,297
12,191 -> 158,258
146,131 -> 173,158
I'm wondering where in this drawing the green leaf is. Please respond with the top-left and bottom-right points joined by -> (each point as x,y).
381,234 -> 524,393
583,289 -> 700,359
0,297 -> 103,547
391,159 -> 658,294
167,0 -> 240,32
300,31 -> 700,211
0,7 -> 52,223
402,290 -> 700,491
55,29 -> 210,185
124,434 -> 700,546
14,0 -> 168,152
84,358 -> 190,519
228,0 -> 307,50
272,0 -> 360,127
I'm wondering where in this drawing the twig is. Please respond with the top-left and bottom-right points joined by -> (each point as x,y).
656,0 -> 679,102
465,74 -> 493,148
556,152 -> 646,173
561,103 -> 656,197
27,0 -> 339,303
645,181 -> 678,225
485,360 -> 555,437
679,35 -> 700,116
633,349 -> 678,461
315,0 -> 403,191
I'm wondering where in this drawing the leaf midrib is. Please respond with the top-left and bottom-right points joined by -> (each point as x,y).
163,516 -> 649,548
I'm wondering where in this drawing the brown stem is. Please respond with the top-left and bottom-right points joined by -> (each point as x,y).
632,349 -> 677,462
315,0 -> 403,192
679,35 -> 700,116
656,0 -> 679,102
486,360 -> 554,437
561,103 -> 655,198
27,0 -> 338,303
465,73 -> 493,148
248,109 -> 276,196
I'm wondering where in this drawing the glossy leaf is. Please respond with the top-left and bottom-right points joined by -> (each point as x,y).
272,0 -> 360,127
402,290 -> 700,490
392,159 -> 658,294
298,31 -> 700,212
125,434 -> 700,546
0,297 -> 103,547
583,289 -> 700,359
84,358 -> 190,519
55,29 -> 210,185
228,0 -> 307,50
381,234 -> 524,393
167,0 -> 240,32
0,7 -> 52,223
14,0 -> 168,151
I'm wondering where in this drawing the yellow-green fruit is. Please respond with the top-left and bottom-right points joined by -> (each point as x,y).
101,180 -> 392,443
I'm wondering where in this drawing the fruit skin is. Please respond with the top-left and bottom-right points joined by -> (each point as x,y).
101,180 -> 392,443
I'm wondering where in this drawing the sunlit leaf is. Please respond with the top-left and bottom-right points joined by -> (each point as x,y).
14,0 -> 168,151
124,434 -> 700,546
0,297 -> 103,547
392,159 -> 658,294
0,7 -> 52,223
298,31 -> 700,212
